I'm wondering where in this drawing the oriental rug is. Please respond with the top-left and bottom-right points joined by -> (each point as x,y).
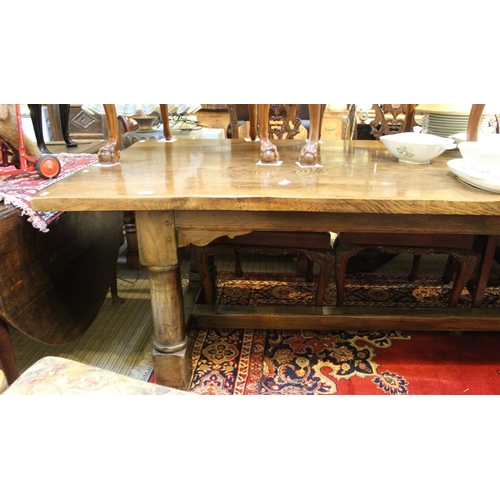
0,153 -> 98,231
149,271 -> 500,395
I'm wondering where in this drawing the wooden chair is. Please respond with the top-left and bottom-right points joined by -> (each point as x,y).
191,231 -> 336,307
97,105 -> 173,269
334,104 -> 480,307
192,104 -> 335,307
441,104 -> 500,308
408,104 -> 500,308
227,104 -> 319,140
415,104 -> 500,308
344,104 -> 418,140
97,104 -> 172,164
227,104 -> 325,166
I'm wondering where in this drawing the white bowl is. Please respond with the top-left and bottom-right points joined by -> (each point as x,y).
458,141 -> 500,172
457,141 -> 481,165
380,132 -> 455,164
451,132 -> 500,144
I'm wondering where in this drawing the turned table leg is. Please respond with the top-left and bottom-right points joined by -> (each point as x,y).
135,210 -> 191,389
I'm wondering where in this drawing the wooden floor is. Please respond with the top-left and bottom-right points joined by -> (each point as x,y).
44,139 -> 106,155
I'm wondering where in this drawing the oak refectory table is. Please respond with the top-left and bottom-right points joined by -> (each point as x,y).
31,139 -> 500,389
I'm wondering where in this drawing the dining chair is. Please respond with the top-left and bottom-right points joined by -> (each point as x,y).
334,104 -> 481,307
411,104 -> 498,308
344,104 -> 418,140
191,104 -> 335,307
99,104 -> 173,269
440,104 -> 500,308
342,104 -> 424,275
227,104 -> 317,140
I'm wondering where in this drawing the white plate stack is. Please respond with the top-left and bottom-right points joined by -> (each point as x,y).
417,104 -> 490,138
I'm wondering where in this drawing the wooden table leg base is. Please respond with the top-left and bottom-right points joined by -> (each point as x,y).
153,347 -> 192,390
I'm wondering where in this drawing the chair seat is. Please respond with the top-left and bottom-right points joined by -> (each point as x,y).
209,231 -> 336,249
1,356 -> 191,395
338,232 -> 475,248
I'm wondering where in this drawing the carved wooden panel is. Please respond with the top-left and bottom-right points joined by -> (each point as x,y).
344,104 -> 417,140
68,105 -> 109,140
47,105 -> 108,141
227,104 -> 313,139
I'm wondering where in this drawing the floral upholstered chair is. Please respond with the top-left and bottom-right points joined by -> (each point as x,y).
0,356 -> 191,395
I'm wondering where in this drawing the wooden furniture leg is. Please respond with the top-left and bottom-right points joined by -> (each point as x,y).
110,264 -> 124,305
258,104 -> 279,163
123,210 -> 140,269
99,104 -> 121,164
58,104 -> 78,148
0,318 -> 19,385
248,104 -> 258,140
470,235 -> 498,308
256,104 -> 324,165
160,104 -> 173,141
192,248 -> 217,305
298,104 -> 322,165
408,254 -> 422,282
467,104 -> 486,142
135,210 -> 191,389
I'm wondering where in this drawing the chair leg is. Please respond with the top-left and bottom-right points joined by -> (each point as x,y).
408,255 -> 421,282
191,247 -> 217,304
234,250 -> 243,277
447,251 -> 477,307
334,244 -> 363,306
0,318 -> 19,385
312,252 -> 336,307
471,235 -> 498,308
306,259 -> 315,282
442,255 -> 455,284
111,264 -> 124,304
123,212 -> 140,270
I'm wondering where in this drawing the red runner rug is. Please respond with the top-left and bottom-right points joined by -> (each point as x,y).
149,272 -> 500,395
0,153 -> 98,231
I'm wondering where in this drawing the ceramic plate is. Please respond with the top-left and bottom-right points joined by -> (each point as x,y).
447,158 -> 500,193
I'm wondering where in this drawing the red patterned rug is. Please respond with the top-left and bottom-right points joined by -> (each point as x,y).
149,271 -> 500,395
0,153 -> 98,231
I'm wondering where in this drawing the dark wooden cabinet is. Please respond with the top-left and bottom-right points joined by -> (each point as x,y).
47,104 -> 109,141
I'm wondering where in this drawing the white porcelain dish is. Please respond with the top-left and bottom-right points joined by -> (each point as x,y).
458,140 -> 500,172
450,132 -> 498,144
447,158 -> 500,193
380,132 -> 455,164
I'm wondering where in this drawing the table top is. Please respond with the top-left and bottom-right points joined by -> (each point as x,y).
31,139 -> 500,216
